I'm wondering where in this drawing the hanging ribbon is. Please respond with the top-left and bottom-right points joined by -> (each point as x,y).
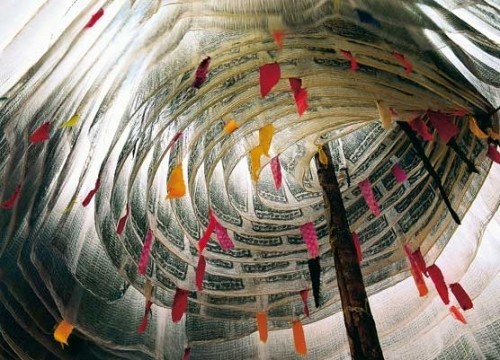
1,185 -> 21,209
166,164 -> 186,199
340,50 -> 359,71
250,146 -> 264,181
60,113 -> 80,128
391,162 -> 408,183
223,120 -> 238,134
193,57 -> 211,88
30,122 -> 51,143
137,300 -> 153,334
82,179 -> 100,207
270,155 -> 282,190
403,244 -> 428,297
85,8 -> 104,28
427,111 -> 460,143
427,264 -> 449,305
468,117 -> 488,139
195,255 -> 206,291
449,306 -> 467,324
392,51 -> 413,75
54,320 -> 74,348
116,204 -> 129,235
138,230 -> 154,275
449,283 -> 473,311
259,124 -> 275,157
214,221 -> 235,251
256,312 -> 268,343
376,100 -> 393,129
409,116 -> 433,141
359,178 -> 381,217
299,289 -> 310,317
351,232 -> 363,263
308,257 -> 321,308
199,210 -> 217,253
292,320 -> 307,355
487,144 -> 500,164
172,288 -> 189,323
300,222 -> 319,258
259,63 -> 281,97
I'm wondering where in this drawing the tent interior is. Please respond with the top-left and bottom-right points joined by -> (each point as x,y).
0,1 -> 499,359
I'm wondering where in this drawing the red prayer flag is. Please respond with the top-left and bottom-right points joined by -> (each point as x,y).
392,51 -> 413,75
427,110 -> 460,143
391,162 -> 408,183
450,283 -> 473,311
340,50 -> 360,71
82,179 -> 100,207
409,116 -> 433,141
85,8 -> 104,28
449,305 -> 467,324
183,348 -> 191,360
137,300 -> 153,334
116,204 -> 129,235
427,264 -> 449,305
1,185 -> 21,209
199,210 -> 216,253
487,144 -> 500,164
300,289 -> 310,317
260,63 -> 281,97
214,221 -> 235,251
195,255 -> 206,291
193,57 -> 211,89
411,247 -> 427,276
270,155 -> 282,190
273,31 -> 285,49
172,288 -> 189,323
29,122 -> 51,143
300,222 -> 319,258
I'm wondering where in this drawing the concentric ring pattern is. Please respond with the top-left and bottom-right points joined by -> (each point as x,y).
0,1 -> 499,359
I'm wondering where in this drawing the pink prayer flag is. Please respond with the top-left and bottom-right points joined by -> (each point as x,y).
487,144 -> 500,164
409,116 -> 433,141
300,222 -> 319,258
359,178 -> 381,217
392,51 -> 413,75
195,255 -> 206,291
270,155 -> 282,189
116,204 -> 129,235
214,221 -> 235,251
172,288 -> 189,323
340,50 -> 359,71
260,63 -> 281,97
427,111 -> 460,143
391,162 -> 408,183
1,185 -> 21,209
199,210 -> 217,253
351,232 -> 363,263
138,230 -> 154,275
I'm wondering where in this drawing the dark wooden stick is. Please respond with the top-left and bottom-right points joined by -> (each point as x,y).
315,145 -> 384,360
398,121 -> 461,224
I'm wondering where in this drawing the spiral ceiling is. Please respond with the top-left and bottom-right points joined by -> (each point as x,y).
0,0 -> 499,359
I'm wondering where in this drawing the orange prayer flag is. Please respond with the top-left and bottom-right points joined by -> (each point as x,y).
256,312 -> 268,343
292,320 -> 307,355
54,320 -> 74,348
468,117 -> 488,139
273,31 -> 285,49
376,100 -> 393,129
259,124 -> 275,157
166,164 -> 186,199
224,119 -> 238,134
250,146 -> 264,181
449,305 -> 467,324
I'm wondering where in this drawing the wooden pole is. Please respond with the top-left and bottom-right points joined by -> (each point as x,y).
315,145 -> 384,360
